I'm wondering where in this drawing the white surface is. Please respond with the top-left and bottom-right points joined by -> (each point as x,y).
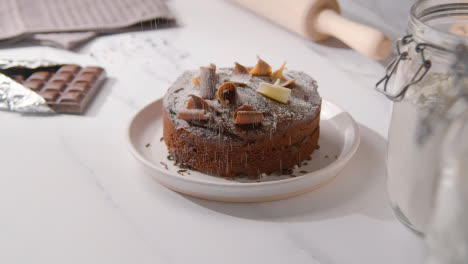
0,0 -> 423,263
128,99 -> 359,201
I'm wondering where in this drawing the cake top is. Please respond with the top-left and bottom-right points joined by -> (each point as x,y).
163,58 -> 321,142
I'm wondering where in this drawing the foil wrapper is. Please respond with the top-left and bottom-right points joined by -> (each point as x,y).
0,59 -> 59,114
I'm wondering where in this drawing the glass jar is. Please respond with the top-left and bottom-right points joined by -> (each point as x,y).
376,0 -> 468,234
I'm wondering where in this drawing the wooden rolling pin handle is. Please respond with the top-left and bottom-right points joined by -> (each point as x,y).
315,9 -> 392,60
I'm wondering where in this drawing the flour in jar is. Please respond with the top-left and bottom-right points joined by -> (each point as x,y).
386,72 -> 456,233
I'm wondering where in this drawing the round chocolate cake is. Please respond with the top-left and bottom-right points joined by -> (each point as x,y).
163,59 -> 321,177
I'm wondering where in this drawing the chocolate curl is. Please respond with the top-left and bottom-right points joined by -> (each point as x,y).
186,94 -> 224,114
281,78 -> 296,88
234,111 -> 264,125
217,82 -> 238,109
271,62 -> 287,82
233,62 -> 249,75
250,57 -> 272,76
178,109 -> 210,121
186,94 -> 210,110
199,64 -> 217,99
192,77 -> 200,86
233,104 -> 255,118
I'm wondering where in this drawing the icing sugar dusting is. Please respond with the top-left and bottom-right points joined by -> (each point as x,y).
163,68 -> 321,143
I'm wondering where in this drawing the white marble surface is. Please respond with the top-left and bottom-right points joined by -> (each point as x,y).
0,0 -> 424,263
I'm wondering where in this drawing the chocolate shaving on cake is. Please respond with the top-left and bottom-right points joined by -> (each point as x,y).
186,94 -> 224,114
233,104 -> 256,118
250,57 -> 272,76
186,94 -> 210,110
282,78 -> 296,87
178,109 -> 210,121
271,62 -> 287,82
217,82 -> 239,109
233,62 -> 250,75
234,111 -> 264,125
271,62 -> 296,87
199,64 -> 217,99
192,77 -> 200,86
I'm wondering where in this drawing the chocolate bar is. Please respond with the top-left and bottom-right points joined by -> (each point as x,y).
12,64 -> 106,114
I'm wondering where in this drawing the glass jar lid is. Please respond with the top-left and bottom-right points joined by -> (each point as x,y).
409,0 -> 468,52
376,0 -> 468,101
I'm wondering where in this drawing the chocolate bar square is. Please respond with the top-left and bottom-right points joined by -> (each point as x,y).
68,82 -> 90,93
13,75 -> 25,83
81,66 -> 103,75
40,90 -> 60,102
43,81 -> 66,92
59,92 -> 84,103
24,80 -> 44,91
50,72 -> 73,83
57,65 -> 81,74
28,71 -> 51,81
74,72 -> 97,83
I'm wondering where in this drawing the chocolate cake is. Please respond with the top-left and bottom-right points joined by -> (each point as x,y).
163,58 -> 321,177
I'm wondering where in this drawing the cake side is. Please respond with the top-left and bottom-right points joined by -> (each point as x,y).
163,106 -> 320,176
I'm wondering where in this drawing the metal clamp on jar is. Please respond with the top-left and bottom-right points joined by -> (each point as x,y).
376,0 -> 468,234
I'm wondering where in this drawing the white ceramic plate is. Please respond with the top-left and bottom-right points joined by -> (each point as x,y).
127,98 -> 360,202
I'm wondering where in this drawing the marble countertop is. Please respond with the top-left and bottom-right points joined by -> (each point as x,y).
0,0 -> 424,263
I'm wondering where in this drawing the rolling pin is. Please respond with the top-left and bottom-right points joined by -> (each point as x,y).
234,0 -> 392,60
